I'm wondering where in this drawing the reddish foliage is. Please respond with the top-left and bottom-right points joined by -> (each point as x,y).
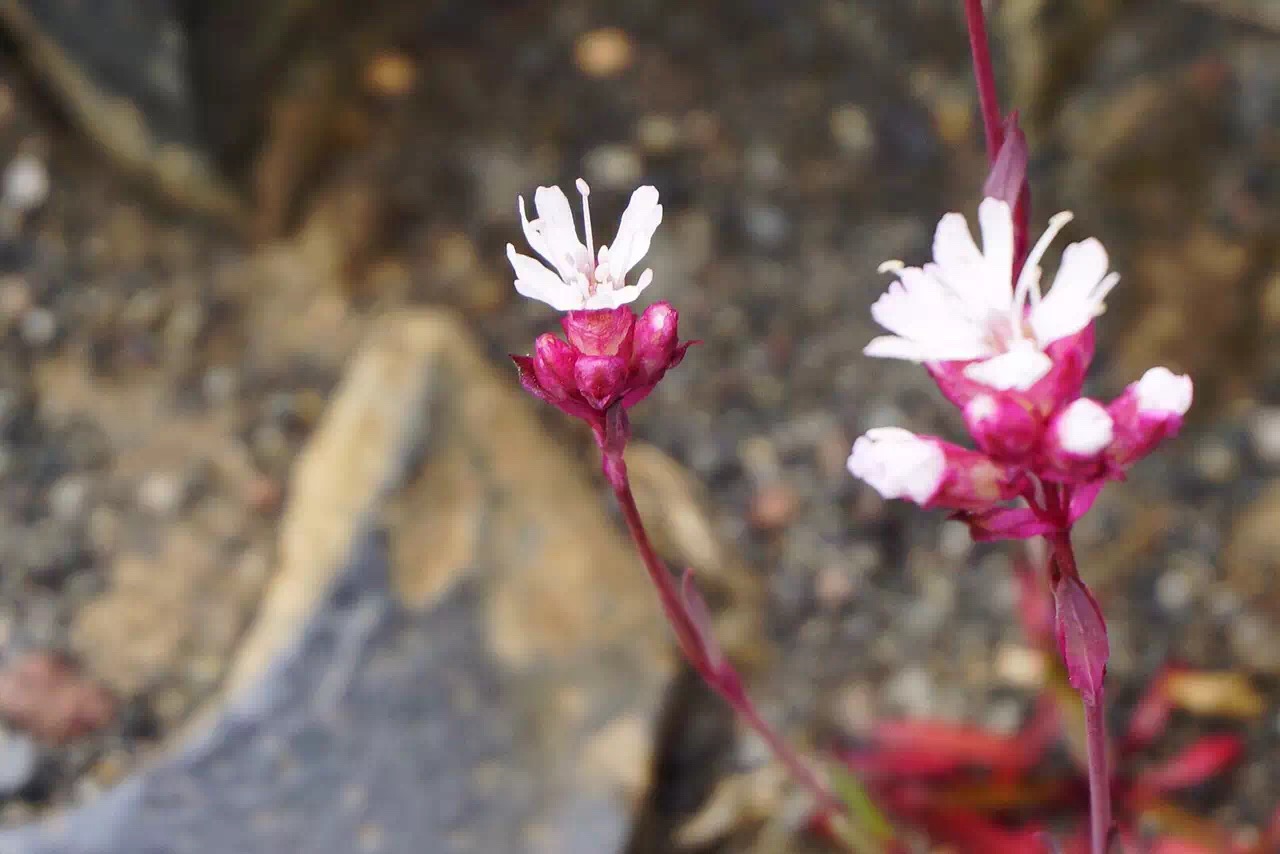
0,652 -> 116,745
823,558 -> 1269,854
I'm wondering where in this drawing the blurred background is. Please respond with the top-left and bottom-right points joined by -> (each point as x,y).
0,0 -> 1275,851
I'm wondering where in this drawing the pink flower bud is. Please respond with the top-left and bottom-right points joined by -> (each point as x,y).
561,306 -> 635,357
532,333 -> 580,402
632,302 -> 680,382
848,428 -> 1024,511
963,394 -> 1040,461
1107,367 -> 1193,468
574,354 -> 629,409
983,114 -> 1029,209
622,302 -> 694,408
511,305 -> 692,437
1043,398 -> 1113,481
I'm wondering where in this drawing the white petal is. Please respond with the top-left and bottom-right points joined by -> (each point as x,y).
963,341 -> 1053,391
532,186 -> 589,279
1056,399 -> 1114,456
1135,367 -> 1193,416
933,208 -> 1010,317
868,268 -> 992,362
607,185 -> 663,280
847,428 -> 946,505
518,196 -> 554,268
508,245 -> 583,311
1029,238 -> 1116,345
863,335 -> 933,361
977,198 -> 1015,296
584,269 -> 653,309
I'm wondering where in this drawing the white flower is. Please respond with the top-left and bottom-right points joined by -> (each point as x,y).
1134,367 -> 1193,416
1054,399 -> 1114,456
865,198 -> 1120,391
847,427 -> 945,504
507,179 -> 663,311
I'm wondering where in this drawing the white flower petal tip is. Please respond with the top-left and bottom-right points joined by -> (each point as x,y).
962,343 -> 1053,391
1135,367 -> 1193,416
508,180 -> 662,311
847,428 -> 946,505
1056,399 -> 1114,456
877,259 -> 905,274
864,199 -> 1117,413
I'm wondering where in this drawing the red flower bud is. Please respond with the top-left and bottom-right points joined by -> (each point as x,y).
512,304 -> 693,441
561,306 -> 635,356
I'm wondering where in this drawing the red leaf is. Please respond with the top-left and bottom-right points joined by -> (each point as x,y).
1053,574 -> 1109,702
1133,734 -> 1243,796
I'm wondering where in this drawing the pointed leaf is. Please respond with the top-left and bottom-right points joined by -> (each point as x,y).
1053,574 -> 1109,703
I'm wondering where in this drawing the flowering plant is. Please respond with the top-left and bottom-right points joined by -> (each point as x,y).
504,3 -> 1203,851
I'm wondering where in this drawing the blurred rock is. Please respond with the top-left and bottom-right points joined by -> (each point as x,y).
7,310 -> 678,853
0,0 -> 241,217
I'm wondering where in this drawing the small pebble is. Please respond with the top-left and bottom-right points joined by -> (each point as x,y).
636,114 -> 679,153
137,471 -> 187,516
829,104 -> 875,156
0,730 -> 37,796
748,481 -> 799,531
574,28 -> 633,78
1230,612 -> 1280,673
1193,439 -> 1237,483
814,564 -> 855,608
583,144 -> 642,190
742,203 -> 789,249
363,51 -> 416,97
983,698 -> 1023,736
1249,407 -> 1280,465
2,153 -> 49,213
883,665 -> 935,716
48,476 -> 90,521
202,366 -> 239,404
0,652 -> 116,744
0,276 -> 31,321
19,307 -> 56,348
995,644 -> 1045,688
1155,563 -> 1195,612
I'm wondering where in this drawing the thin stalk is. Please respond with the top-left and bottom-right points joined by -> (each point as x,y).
1083,691 -> 1112,854
1048,528 -> 1112,854
963,0 -> 1004,163
603,447 -> 846,819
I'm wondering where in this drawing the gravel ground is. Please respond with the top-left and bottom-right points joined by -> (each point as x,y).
0,0 -> 1277,846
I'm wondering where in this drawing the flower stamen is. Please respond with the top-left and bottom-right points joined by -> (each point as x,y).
1011,211 -> 1074,338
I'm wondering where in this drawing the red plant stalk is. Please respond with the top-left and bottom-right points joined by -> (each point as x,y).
962,2 -> 1113,849
1048,531 -> 1113,854
598,406 -> 857,840
963,0 -> 1004,161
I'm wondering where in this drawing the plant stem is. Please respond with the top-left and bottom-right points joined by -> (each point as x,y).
1083,691 -> 1112,854
601,446 -> 846,821
1048,528 -> 1112,854
962,0 -> 1004,163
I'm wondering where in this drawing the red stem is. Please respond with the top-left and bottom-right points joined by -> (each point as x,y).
602,447 -> 846,821
1047,528 -> 1112,854
963,0 -> 1004,163
1083,692 -> 1112,853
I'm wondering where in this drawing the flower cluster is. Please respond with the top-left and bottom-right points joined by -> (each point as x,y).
848,199 -> 1192,542
507,180 -> 691,445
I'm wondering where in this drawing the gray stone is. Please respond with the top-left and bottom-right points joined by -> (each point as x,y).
0,311 -> 676,854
